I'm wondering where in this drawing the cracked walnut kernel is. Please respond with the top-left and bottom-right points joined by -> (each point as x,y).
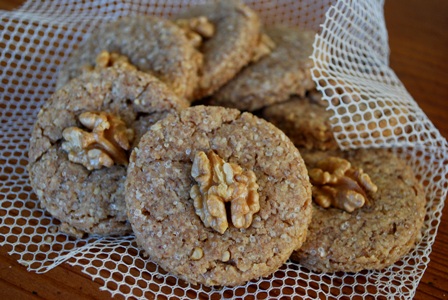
62,111 -> 134,170
175,16 -> 215,48
190,150 -> 260,234
251,33 -> 276,63
309,156 -> 378,212
81,50 -> 137,73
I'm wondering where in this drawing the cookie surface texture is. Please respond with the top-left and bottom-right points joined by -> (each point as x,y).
262,94 -> 338,150
178,0 -> 261,99
212,26 -> 316,111
28,67 -> 189,237
292,149 -> 426,273
126,106 -> 312,286
57,15 -> 201,100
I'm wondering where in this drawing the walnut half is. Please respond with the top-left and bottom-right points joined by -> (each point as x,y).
190,150 -> 260,234
309,156 -> 378,212
62,112 -> 134,170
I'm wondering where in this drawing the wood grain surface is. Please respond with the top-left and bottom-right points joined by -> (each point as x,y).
1,0 -> 447,299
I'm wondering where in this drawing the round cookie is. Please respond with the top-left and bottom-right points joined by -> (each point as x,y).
56,15 -> 201,100
177,0 -> 261,99
292,149 -> 426,273
211,26 -> 316,111
125,106 -> 312,286
29,66 -> 189,237
262,93 -> 339,150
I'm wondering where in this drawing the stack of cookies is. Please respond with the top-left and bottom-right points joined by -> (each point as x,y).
28,0 -> 425,287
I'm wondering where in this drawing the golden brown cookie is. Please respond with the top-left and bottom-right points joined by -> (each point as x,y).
29,66 -> 189,237
262,93 -> 338,150
212,26 -> 316,111
57,15 -> 201,100
125,106 -> 312,286
177,0 -> 262,99
292,149 -> 426,273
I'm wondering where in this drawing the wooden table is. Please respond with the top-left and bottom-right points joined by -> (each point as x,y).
1,0 -> 447,299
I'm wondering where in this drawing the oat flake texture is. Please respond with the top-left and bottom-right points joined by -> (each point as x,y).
0,0 -> 447,299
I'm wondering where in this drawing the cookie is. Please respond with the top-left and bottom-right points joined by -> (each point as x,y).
262,93 -> 338,150
177,0 -> 262,99
56,15 -> 201,100
211,26 -> 316,111
29,65 -> 189,237
292,149 -> 426,273
125,106 -> 312,286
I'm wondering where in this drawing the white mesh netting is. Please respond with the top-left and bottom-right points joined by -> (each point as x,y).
1,0 -> 447,299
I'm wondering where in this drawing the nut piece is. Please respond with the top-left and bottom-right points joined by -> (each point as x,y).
175,16 -> 215,48
251,33 -> 276,62
190,150 -> 260,234
221,250 -> 231,262
191,247 -> 204,260
62,112 -> 134,170
81,50 -> 137,73
309,156 -> 377,212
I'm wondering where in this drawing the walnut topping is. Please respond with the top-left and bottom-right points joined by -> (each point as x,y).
190,150 -> 260,234
81,51 -> 137,73
309,156 -> 378,212
175,17 -> 215,48
251,33 -> 276,62
95,51 -> 137,70
62,112 -> 134,170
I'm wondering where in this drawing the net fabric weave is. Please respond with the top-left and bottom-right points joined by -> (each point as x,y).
1,0 -> 447,299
